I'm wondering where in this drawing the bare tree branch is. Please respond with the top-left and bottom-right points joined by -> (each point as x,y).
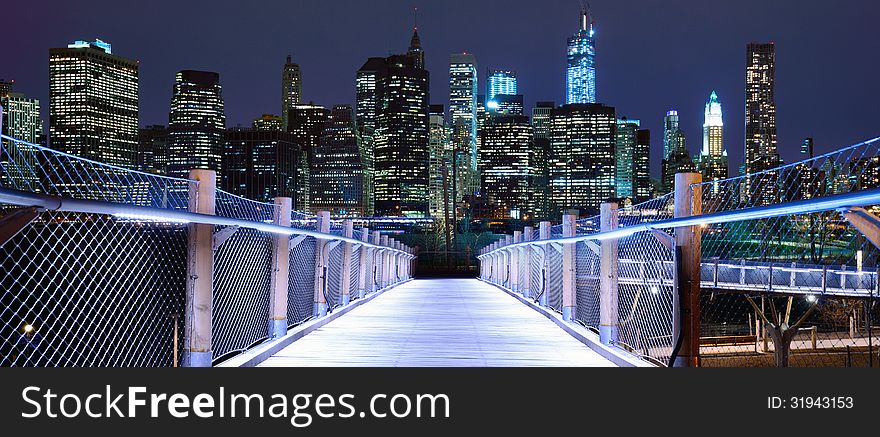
745,295 -> 773,326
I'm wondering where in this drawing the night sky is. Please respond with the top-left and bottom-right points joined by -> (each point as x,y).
6,0 -> 879,177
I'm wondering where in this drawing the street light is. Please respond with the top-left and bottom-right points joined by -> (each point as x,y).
23,324 -> 34,334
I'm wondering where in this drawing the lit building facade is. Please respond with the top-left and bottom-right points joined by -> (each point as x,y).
489,94 -> 523,116
137,125 -> 167,174
253,114 -> 283,131
699,91 -> 729,189
428,104 -> 452,220
566,8 -> 596,104
167,70 -> 226,181
223,128 -> 299,203
281,55 -> 302,131
530,101 -> 554,219
480,115 -> 535,220
661,110 -> 693,193
487,69 -> 517,104
310,105 -> 365,216
1,83 -> 42,189
287,104 -> 330,212
744,42 -> 779,204
549,103 -> 615,216
449,53 -> 479,203
49,39 -> 138,168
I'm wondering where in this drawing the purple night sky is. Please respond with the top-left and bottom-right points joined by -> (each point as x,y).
5,0 -> 879,177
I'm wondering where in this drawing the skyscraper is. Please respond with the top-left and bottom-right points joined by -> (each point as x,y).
549,103 -> 616,216
699,91 -> 729,188
531,101 -> 554,219
49,39 -> 138,168
565,7 -> 596,104
428,104 -> 451,220
449,53 -> 479,205
634,129 -> 652,202
408,22 -> 425,70
661,110 -> 694,193
310,105 -> 365,216
288,104 -> 330,212
744,42 -> 779,204
167,70 -> 225,181
480,115 -> 535,220
615,118 -> 639,200
1,82 -> 42,189
137,125 -> 167,174
357,36 -> 430,217
281,55 -> 302,131
486,69 -> 517,104
223,127 -> 299,203
356,58 -> 383,216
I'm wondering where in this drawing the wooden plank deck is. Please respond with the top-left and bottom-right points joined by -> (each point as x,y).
259,278 -> 616,367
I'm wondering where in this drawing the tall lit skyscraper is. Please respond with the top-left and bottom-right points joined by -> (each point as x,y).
662,110 -> 680,160
744,42 -> 779,204
281,55 -> 302,131
49,39 -> 138,168
408,22 -> 425,69
549,103 -> 615,216
288,104 -> 329,212
480,115 -> 535,220
486,69 -> 517,104
310,105 -> 365,216
449,53 -> 479,204
699,91 -> 728,186
531,101 -> 554,219
356,58 -> 383,216
634,129 -> 651,202
565,8 -> 596,104
358,35 -> 430,217
223,127 -> 299,203
428,104 -> 451,220
167,70 -> 225,181
615,118 -> 639,200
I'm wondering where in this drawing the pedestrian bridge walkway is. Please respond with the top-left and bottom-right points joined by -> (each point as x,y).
258,279 -> 617,367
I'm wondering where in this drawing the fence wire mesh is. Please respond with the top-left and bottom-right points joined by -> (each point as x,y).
288,237 -> 317,327
212,227 -> 272,361
1,134 -> 192,209
1,209 -> 187,367
575,241 -> 600,330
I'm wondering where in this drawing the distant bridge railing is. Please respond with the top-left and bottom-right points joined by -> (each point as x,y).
480,136 -> 880,368
0,133 -> 415,367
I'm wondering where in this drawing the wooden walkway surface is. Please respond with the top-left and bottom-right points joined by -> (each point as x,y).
259,278 -> 616,367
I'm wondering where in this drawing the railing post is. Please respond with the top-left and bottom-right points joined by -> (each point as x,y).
599,202 -> 619,345
562,214 -> 577,321
673,172 -> 702,367
511,231 -> 522,292
184,169 -> 216,367
523,226 -> 533,298
313,211 -> 331,317
539,221 -> 551,306
504,235 -> 513,286
357,227 -> 369,299
268,196 -> 292,339
371,230 -> 382,292
340,219 -> 354,306
381,235 -> 390,288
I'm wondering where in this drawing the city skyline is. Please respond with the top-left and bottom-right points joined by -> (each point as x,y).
4,0 -> 879,180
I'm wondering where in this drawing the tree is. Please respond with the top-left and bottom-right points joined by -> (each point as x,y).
744,295 -> 818,367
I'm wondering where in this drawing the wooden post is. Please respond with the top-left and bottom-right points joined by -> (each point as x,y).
268,197 -> 292,339
370,230 -> 381,292
184,169 -> 216,367
357,227 -> 369,299
599,202 -> 619,344
381,235 -> 390,288
340,219 -> 354,306
539,221 -> 551,306
523,227 -> 533,298
673,172 -> 702,367
313,211 -> 331,317
562,214 -> 577,321
511,231 -> 522,292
